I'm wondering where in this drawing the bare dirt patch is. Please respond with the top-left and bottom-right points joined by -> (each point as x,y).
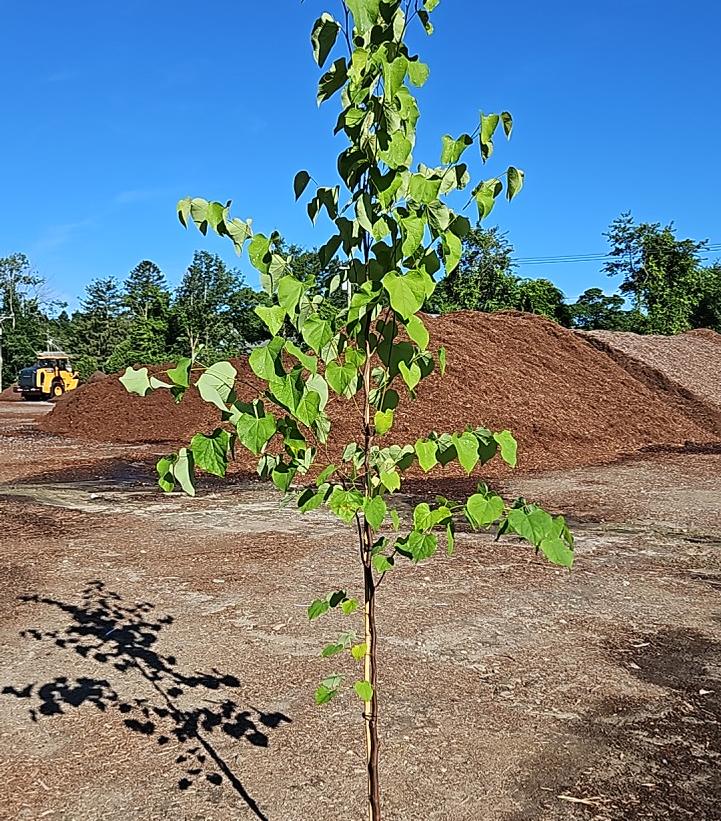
1,406 -> 721,820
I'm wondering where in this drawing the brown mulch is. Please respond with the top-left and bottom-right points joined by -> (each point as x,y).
582,328 -> 721,436
0,385 -> 21,402
40,312 -> 720,475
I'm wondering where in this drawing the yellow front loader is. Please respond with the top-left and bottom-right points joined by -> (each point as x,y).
16,352 -> 79,400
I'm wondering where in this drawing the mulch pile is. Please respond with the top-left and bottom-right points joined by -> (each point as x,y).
40,312 -> 721,476
582,328 -> 721,437
0,385 -> 21,402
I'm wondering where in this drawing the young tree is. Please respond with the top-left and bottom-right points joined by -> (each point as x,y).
121,3 -> 573,817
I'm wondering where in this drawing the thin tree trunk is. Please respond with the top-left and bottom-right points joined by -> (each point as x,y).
363,534 -> 381,820
361,334 -> 381,820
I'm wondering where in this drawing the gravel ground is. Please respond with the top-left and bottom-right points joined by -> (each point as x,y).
1,405 -> 720,820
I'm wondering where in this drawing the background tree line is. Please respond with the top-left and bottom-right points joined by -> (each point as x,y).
1,212 -> 719,387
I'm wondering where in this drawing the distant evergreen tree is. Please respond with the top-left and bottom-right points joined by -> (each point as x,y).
71,277 -> 126,370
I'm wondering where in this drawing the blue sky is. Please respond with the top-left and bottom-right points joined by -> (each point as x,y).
2,0 -> 720,309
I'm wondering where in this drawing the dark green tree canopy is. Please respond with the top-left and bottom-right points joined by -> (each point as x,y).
604,212 -> 708,334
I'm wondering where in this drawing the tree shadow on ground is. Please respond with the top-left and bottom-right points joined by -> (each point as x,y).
2,580 -> 290,820
506,626 -> 721,820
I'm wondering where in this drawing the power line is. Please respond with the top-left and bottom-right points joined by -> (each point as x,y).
513,243 -> 721,266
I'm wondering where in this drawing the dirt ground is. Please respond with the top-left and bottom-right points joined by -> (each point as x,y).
1,404 -> 720,821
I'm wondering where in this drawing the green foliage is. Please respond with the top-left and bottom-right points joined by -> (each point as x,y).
604,211 -> 708,334
568,287 -> 644,331
0,253 -> 49,389
692,262 -> 721,332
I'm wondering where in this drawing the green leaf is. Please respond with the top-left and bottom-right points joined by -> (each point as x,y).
363,496 -> 387,530
301,316 -> 333,353
167,358 -> 191,388
407,60 -> 430,87
442,230 -> 462,274
341,598 -> 359,615
506,167 -> 525,201
315,674 -> 342,704
317,57 -> 348,105
383,272 -> 425,320
446,522 -> 455,556
374,409 -> 394,436
441,133 -> 473,165
255,304 -> 286,335
480,112 -> 500,162
415,439 -> 438,473
236,410 -> 276,455
493,430 -> 518,467
406,315 -> 429,350
501,111 -> 513,139
248,233 -> 272,275
452,432 -> 479,474
383,55 -> 408,99
328,487 -> 364,524
326,361 -> 358,397
354,680 -> 374,702
285,340 -> 317,373
399,361 -> 422,391
345,0 -> 380,33
173,448 -> 196,497
466,493 -> 505,528
474,178 -> 503,220
328,590 -> 347,607
539,537 -> 574,568
390,509 -> 401,531
295,389 -> 322,428
311,13 -> 340,67
156,455 -> 175,494
120,366 -> 152,397
249,339 -> 283,381
321,642 -> 344,658
293,170 -> 312,200
197,361 -> 237,411
372,554 -> 394,573
400,216 -> 425,258
438,346 -> 447,376
380,470 -> 401,492
308,599 -> 330,621
413,502 -> 433,531
277,275 -> 305,314
351,643 -> 367,661
190,429 -> 230,478
316,464 -> 336,486
305,373 -> 329,411
298,486 -> 327,513
507,507 -> 554,546
409,173 -> 442,204
405,531 -> 437,561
